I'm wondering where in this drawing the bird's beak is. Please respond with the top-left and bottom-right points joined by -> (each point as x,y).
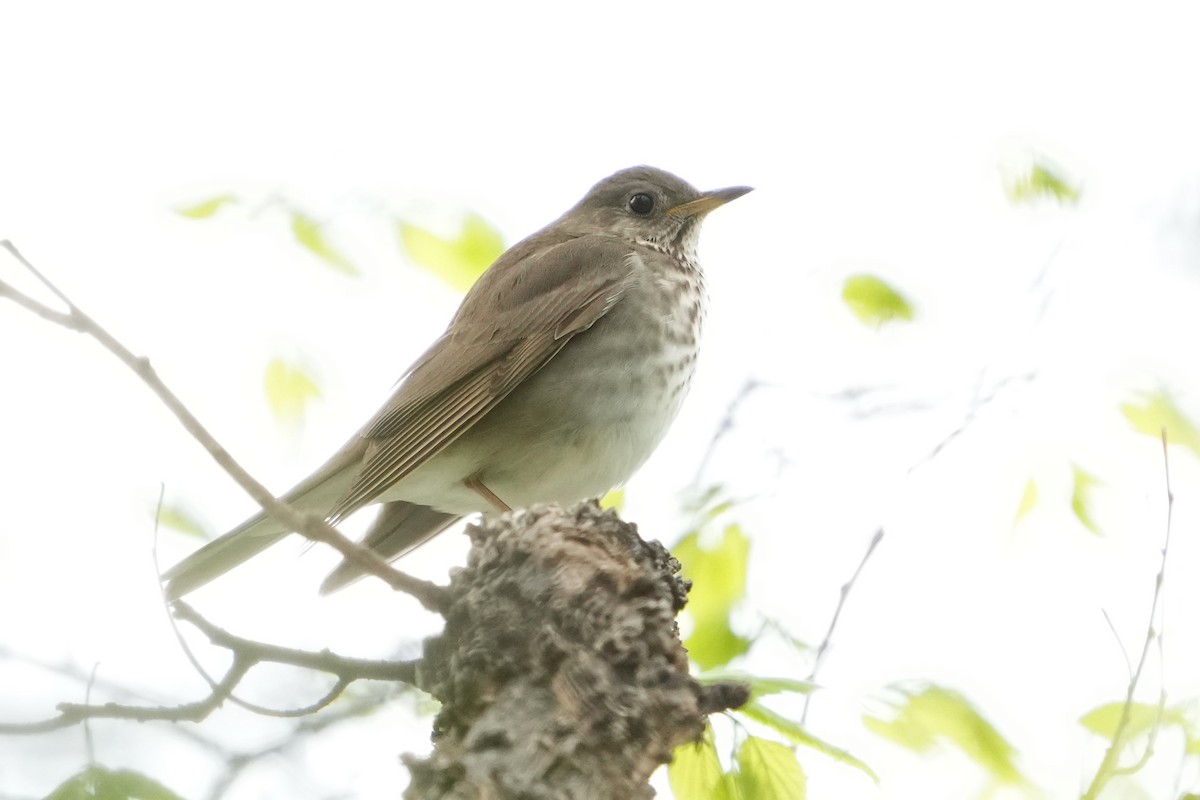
668,185 -> 754,218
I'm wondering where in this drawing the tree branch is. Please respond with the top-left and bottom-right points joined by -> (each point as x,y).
0,602 -> 418,733
0,240 -> 445,612
404,502 -> 749,799
802,527 -> 884,724
1081,430 -> 1175,799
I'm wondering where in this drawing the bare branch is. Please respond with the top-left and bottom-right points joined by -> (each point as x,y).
692,378 -> 763,486
172,602 -> 418,684
0,601 -> 418,734
911,370 -> 1037,470
802,528 -> 884,724
0,240 -> 446,612
1081,430 -> 1175,799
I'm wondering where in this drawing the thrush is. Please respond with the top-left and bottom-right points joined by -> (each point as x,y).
164,166 -> 751,598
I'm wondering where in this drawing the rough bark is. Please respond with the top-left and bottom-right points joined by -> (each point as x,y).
403,501 -> 748,799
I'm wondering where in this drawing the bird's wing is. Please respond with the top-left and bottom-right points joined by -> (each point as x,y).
328,235 -> 635,519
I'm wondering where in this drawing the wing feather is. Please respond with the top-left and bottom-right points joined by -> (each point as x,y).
328,236 -> 633,519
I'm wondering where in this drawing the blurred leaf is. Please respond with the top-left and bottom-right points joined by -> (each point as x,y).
1080,700 -> 1187,793
1071,464 -> 1102,536
398,212 -> 504,292
264,358 -> 322,424
697,673 -> 816,701
1005,163 -> 1080,205
686,619 -> 750,672
1120,391 -> 1200,459
600,488 -> 625,511
683,485 -> 736,531
712,775 -> 742,800
733,736 -> 806,799
864,683 -> 1025,784
1079,701 -> 1171,741
175,194 -> 237,219
684,484 -> 726,513
291,212 -> 359,276
45,766 -> 185,800
757,618 -> 811,654
741,703 -> 878,783
675,524 -> 751,669
1013,479 -> 1038,525
669,726 -> 724,800
154,502 -> 208,539
841,274 -> 914,326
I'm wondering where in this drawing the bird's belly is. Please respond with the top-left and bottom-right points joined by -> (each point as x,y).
383,340 -> 697,515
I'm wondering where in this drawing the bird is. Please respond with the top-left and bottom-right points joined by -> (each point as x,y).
163,166 -> 751,598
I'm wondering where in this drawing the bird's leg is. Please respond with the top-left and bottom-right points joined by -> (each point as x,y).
464,475 -> 512,513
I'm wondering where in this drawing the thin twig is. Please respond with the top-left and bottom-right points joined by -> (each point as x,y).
151,483 -> 239,700
82,664 -> 99,763
172,602 -> 418,683
0,602 -> 418,734
0,644 -> 234,754
1080,430 -> 1174,799
692,379 -> 762,486
230,677 -> 353,719
0,240 -> 446,612
801,528 -> 885,724
910,370 -> 1037,471
1100,609 -> 1134,678
202,683 -> 407,800
0,657 -> 254,733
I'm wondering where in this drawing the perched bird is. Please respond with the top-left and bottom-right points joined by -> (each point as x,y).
164,166 -> 751,598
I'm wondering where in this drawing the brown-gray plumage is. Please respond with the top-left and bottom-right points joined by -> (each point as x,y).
163,166 -> 751,598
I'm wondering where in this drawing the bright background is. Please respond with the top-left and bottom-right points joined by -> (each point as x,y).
3,1 -> 1200,798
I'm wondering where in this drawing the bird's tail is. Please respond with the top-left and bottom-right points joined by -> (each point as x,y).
318,500 -> 460,594
162,446 -> 362,600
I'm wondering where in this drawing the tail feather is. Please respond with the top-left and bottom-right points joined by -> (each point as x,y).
319,500 -> 460,594
162,511 -> 290,600
162,442 -> 365,599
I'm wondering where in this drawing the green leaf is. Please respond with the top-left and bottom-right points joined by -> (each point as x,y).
1120,391 -> 1200,460
740,702 -> 878,783
734,737 -> 806,799
175,194 -> 238,219
264,358 -> 322,424
291,212 -> 359,276
841,274 -> 914,326
154,502 -> 208,539
711,774 -> 740,800
669,726 -> 724,800
1071,464 -> 1102,536
45,766 -> 186,800
864,683 -> 1025,784
686,620 -> 751,672
398,212 -> 505,292
675,524 -> 752,670
1079,701 -> 1169,741
1013,478 -> 1037,525
599,488 -> 625,511
1004,163 -> 1080,205
696,674 -> 816,702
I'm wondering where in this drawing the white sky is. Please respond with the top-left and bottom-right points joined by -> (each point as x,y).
3,1 -> 1200,798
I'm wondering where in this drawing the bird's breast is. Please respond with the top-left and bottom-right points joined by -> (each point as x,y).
390,254 -> 707,514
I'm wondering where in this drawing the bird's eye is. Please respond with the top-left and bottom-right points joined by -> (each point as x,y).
628,193 -> 654,215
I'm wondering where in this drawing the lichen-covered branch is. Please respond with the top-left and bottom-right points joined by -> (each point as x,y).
405,502 -> 749,800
